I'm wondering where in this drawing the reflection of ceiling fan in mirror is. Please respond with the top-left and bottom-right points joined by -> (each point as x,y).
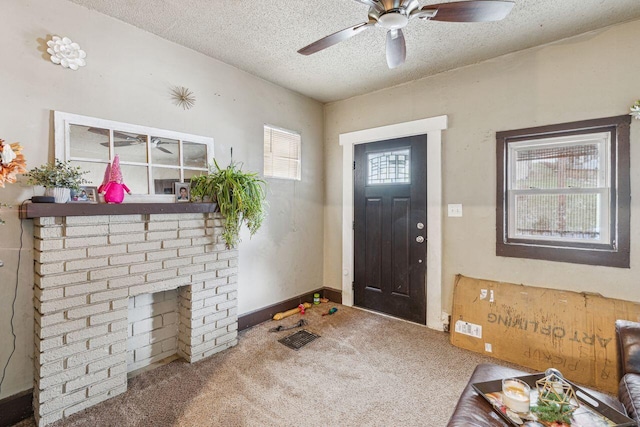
150,138 -> 173,154
89,128 -> 174,154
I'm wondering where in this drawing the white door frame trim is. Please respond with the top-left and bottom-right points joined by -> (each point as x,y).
339,115 -> 448,330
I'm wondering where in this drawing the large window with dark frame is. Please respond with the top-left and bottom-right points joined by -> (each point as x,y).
496,115 -> 631,268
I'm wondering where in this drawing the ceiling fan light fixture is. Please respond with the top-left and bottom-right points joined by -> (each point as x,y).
378,12 -> 409,29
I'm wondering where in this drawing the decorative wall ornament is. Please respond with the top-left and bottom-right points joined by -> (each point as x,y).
0,139 -> 27,188
631,100 -> 640,120
46,36 -> 86,70
171,86 -> 196,110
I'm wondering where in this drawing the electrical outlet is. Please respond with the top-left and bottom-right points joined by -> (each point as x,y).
485,343 -> 492,352
448,204 -> 463,217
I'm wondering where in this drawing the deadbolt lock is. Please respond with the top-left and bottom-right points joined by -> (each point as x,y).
416,222 -> 424,230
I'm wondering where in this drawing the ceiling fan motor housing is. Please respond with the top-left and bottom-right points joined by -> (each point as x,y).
369,0 -> 420,29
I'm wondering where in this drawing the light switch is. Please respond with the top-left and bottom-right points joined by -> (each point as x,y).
448,204 -> 463,217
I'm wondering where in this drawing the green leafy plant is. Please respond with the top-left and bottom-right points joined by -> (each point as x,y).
531,391 -> 573,425
190,158 -> 267,248
631,100 -> 640,120
189,174 -> 216,203
26,159 -> 88,191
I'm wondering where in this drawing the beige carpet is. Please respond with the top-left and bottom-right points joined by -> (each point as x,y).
16,304 -> 527,427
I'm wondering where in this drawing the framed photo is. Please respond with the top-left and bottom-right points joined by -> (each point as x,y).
70,186 -> 98,203
174,182 -> 190,203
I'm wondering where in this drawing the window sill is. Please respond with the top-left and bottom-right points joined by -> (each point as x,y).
496,241 -> 629,268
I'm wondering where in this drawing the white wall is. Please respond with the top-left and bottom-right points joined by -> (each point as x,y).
324,20 -> 640,317
0,0 -> 324,399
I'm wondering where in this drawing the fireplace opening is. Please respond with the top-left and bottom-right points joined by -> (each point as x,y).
127,290 -> 180,376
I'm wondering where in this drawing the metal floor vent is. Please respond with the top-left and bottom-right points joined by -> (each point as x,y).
278,330 -> 320,350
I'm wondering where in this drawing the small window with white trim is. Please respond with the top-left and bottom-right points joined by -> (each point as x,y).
496,115 -> 630,268
263,125 -> 301,180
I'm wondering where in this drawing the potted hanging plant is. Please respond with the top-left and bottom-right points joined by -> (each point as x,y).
190,158 -> 267,248
26,159 -> 88,203
189,174 -> 216,203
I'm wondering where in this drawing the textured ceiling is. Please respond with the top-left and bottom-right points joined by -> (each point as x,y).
67,0 -> 640,103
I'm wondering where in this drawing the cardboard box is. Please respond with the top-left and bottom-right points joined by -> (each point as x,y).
451,274 -> 640,393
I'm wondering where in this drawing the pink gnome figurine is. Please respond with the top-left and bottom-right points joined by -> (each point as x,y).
97,162 -> 111,194
99,155 -> 131,204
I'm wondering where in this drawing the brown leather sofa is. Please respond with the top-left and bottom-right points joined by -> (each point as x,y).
616,319 -> 640,423
446,319 -> 640,426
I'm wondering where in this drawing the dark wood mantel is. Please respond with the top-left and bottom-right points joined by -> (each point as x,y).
20,202 -> 218,219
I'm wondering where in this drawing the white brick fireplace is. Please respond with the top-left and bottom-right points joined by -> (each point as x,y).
30,209 -> 238,426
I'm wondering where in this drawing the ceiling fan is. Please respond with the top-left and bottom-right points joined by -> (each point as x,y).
298,0 -> 515,69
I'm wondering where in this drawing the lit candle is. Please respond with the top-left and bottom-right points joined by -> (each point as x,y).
502,378 -> 531,414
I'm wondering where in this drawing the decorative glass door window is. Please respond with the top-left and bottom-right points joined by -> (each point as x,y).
55,112 -> 214,198
367,148 -> 410,185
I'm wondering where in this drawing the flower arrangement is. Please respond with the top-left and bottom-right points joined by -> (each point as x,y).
0,139 -> 27,225
0,139 -> 27,188
631,100 -> 640,120
26,159 -> 88,191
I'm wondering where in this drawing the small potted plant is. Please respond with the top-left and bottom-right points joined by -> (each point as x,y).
190,158 -> 267,248
26,159 -> 88,203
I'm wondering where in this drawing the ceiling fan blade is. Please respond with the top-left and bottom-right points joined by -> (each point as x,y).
113,131 -> 141,141
353,0 -> 383,12
386,29 -> 406,69
422,0 -> 514,22
88,127 -> 109,136
298,21 -> 374,55
157,146 -> 173,154
100,141 -> 136,148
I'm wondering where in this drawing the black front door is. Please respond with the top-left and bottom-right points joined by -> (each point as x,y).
354,135 -> 427,324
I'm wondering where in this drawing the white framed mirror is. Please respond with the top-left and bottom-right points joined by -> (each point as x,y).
54,111 -> 214,202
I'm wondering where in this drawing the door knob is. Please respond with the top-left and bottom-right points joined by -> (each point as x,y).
416,236 -> 425,243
